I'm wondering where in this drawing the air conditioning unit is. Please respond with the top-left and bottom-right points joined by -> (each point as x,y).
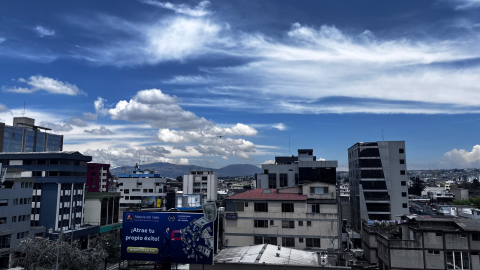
320,254 -> 328,266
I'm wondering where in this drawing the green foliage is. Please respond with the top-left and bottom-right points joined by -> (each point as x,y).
451,197 -> 480,208
408,177 -> 425,196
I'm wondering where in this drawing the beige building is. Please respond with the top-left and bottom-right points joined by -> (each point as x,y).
224,183 -> 340,251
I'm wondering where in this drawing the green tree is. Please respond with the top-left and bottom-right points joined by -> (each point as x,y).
408,177 -> 425,196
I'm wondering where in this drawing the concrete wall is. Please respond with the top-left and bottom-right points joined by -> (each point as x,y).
390,249 -> 424,269
424,250 -> 445,269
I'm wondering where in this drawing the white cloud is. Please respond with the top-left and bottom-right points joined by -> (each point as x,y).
34,26 -> 55,37
82,112 -> 98,120
106,89 -> 211,129
66,116 -> 88,127
441,145 -> 480,168
2,75 -> 85,96
83,147 -> 189,168
84,126 -> 114,135
140,0 -> 212,17
39,121 -> 73,132
0,103 -> 8,113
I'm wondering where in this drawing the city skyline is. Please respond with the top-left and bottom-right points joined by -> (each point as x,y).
1,0 -> 480,170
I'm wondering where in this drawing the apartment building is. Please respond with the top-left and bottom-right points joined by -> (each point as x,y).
0,165 -> 37,268
118,166 -> 167,208
256,149 -> 338,189
0,151 -> 91,232
364,216 -> 480,270
0,117 -> 63,153
183,170 -> 218,202
224,182 -> 340,251
348,141 -> 409,231
86,163 -> 110,192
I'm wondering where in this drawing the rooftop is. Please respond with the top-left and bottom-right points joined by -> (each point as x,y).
225,188 -> 307,201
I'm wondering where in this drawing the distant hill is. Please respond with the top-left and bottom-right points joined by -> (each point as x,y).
110,162 -> 262,178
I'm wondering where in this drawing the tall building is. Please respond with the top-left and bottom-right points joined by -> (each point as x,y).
86,163 -> 110,192
348,141 -> 409,231
256,149 -> 338,189
118,165 -> 167,208
0,117 -> 63,153
183,169 -> 218,202
0,151 -> 91,232
224,183 -> 340,250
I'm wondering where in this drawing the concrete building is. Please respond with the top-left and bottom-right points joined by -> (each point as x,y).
348,141 -> 409,231
86,163 -> 110,192
183,170 -> 218,202
0,117 -> 63,153
118,165 -> 167,208
0,165 -> 38,268
224,183 -> 340,251
0,151 -> 91,232
364,216 -> 480,270
256,149 -> 338,189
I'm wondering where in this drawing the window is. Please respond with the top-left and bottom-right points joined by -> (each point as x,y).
399,148 -> 404,153
401,181 -> 406,186
282,203 -> 294,213
307,221 -> 312,226
310,187 -> 328,194
270,220 -> 274,225
436,232 -> 443,237
279,173 -> 288,187
282,237 -> 295,247
402,192 -> 407,197
400,159 -> 405,164
473,233 -> 480,241
0,199 -> 7,207
306,238 -> 321,248
400,170 -> 406,175
298,221 -> 303,226
311,204 -> 320,213
254,203 -> 268,212
282,221 -> 295,228
254,220 -> 268,228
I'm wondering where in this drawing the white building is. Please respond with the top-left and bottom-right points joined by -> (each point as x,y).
183,170 -> 218,202
256,149 -> 338,189
348,141 -> 409,231
118,166 -> 167,208
224,183 -> 340,251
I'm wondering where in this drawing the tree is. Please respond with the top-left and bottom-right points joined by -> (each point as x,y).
408,177 -> 425,196
13,234 -> 107,270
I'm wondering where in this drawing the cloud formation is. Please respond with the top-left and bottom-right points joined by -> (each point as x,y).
442,145 -> 480,168
140,0 -> 212,16
84,126 -> 114,135
34,26 -> 55,37
2,75 -> 85,96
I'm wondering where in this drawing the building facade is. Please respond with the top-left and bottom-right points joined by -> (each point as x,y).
183,170 -> 218,202
118,166 -> 167,208
348,141 -> 409,231
0,117 -> 63,153
0,165 -> 36,268
0,151 -> 91,232
224,183 -> 340,251
256,149 -> 338,189
86,163 -> 110,192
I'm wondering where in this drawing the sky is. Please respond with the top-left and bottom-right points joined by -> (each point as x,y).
1,0 -> 480,170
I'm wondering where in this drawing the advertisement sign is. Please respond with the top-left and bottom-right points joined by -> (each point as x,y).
122,212 -> 214,265
141,196 -> 161,208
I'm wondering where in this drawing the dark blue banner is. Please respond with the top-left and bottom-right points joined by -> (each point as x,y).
121,212 -> 214,265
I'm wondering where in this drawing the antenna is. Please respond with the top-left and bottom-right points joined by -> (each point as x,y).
382,129 -> 384,141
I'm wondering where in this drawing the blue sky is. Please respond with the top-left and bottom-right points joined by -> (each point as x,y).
1,0 -> 480,170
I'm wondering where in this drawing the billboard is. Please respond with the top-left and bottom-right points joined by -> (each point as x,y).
121,211 -> 214,265
141,196 -> 161,208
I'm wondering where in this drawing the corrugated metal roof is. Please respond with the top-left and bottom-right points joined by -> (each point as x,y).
225,188 -> 307,201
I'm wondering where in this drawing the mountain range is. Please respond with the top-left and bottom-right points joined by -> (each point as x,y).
110,162 -> 263,178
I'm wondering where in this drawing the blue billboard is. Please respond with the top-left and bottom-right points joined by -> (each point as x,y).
121,212 -> 214,265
